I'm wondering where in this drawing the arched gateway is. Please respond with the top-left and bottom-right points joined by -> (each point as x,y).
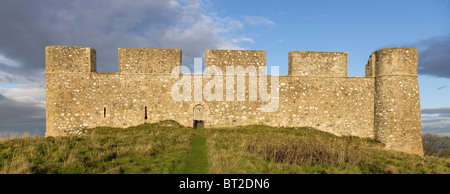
193,104 -> 205,129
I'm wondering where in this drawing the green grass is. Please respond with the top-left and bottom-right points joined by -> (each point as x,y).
206,125 -> 450,174
175,133 -> 209,174
0,121 -> 194,174
0,121 -> 449,174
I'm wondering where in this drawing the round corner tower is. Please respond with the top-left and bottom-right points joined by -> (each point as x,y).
371,47 -> 423,155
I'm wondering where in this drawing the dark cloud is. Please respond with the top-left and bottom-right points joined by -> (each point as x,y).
0,62 -> 40,83
0,93 -> 45,136
421,106 -> 450,115
0,0 -> 243,78
0,0 -> 175,74
0,0 -> 247,135
421,119 -> 450,136
0,93 -> 6,101
410,33 -> 450,78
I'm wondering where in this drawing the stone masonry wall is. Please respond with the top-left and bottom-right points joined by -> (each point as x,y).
45,46 -> 423,155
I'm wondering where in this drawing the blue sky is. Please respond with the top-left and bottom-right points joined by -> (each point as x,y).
209,0 -> 450,135
206,0 -> 450,108
0,0 -> 449,136
213,1 -> 449,69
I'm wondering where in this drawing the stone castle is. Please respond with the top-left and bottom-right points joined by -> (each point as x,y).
45,46 -> 423,155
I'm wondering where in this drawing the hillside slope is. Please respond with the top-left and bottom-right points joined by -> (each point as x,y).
0,121 -> 448,174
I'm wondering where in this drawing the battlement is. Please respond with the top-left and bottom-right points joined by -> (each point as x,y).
46,46 -> 417,78
205,49 -> 266,73
46,46 -> 352,77
288,51 -> 348,77
118,48 -> 182,74
46,46 -> 96,73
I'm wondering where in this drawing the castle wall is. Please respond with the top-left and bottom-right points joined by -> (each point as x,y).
46,73 -> 375,138
45,45 -> 422,155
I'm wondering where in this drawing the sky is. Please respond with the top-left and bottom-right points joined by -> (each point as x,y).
0,0 -> 449,136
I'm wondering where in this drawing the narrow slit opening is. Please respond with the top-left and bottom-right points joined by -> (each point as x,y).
145,106 -> 148,120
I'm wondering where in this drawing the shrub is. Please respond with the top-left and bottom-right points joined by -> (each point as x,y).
423,133 -> 450,158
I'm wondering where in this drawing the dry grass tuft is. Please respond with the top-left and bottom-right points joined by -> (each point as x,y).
242,135 -> 362,165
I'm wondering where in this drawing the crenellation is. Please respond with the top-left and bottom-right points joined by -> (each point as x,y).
46,46 -> 96,73
288,51 -> 347,77
118,48 -> 182,74
205,49 -> 266,73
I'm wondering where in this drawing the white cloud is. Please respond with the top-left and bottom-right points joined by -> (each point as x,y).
244,16 -> 276,26
0,83 -> 45,107
232,37 -> 255,44
0,55 -> 21,67
421,106 -> 450,136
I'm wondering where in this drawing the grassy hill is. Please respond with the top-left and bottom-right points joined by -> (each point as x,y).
0,120 -> 449,174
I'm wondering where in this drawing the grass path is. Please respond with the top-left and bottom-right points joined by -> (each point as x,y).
176,132 -> 209,174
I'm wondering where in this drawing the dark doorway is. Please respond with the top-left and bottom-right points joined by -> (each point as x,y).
193,120 -> 204,129
193,105 -> 204,129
